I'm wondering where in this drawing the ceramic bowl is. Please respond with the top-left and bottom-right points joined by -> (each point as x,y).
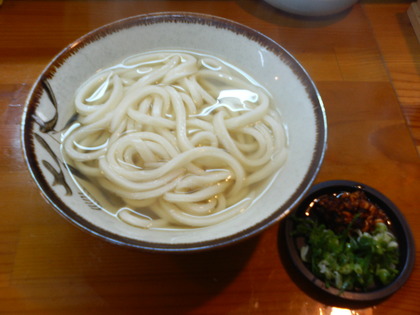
264,0 -> 358,17
21,12 -> 327,252
282,180 -> 415,303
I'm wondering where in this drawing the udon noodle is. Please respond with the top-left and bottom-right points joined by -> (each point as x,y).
62,50 -> 288,229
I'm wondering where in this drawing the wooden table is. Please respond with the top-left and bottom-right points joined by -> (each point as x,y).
1,0 -> 419,313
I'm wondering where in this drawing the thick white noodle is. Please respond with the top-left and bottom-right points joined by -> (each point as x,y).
62,51 -> 288,229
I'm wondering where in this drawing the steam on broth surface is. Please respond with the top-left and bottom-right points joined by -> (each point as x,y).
61,50 -> 288,229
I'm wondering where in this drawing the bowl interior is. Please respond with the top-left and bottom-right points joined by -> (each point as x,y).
22,13 -> 327,251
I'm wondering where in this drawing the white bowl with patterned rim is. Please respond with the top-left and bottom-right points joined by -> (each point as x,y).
21,12 -> 327,252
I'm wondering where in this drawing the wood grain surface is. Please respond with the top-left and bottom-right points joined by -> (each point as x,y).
0,0 -> 419,314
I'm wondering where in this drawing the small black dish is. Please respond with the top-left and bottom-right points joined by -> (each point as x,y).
280,180 -> 415,305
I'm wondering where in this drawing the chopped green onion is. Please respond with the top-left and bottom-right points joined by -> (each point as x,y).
293,218 -> 400,292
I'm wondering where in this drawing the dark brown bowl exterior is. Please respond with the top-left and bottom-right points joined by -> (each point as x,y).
282,180 -> 415,303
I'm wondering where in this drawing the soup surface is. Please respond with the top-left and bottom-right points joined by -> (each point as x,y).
62,50 -> 288,229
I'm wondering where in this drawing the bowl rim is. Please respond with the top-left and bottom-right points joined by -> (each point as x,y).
283,179 -> 416,302
21,12 -> 328,252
